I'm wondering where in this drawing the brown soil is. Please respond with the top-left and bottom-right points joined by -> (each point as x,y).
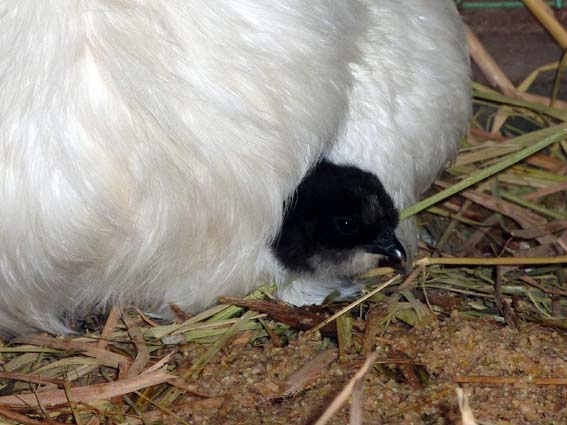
171,317 -> 567,424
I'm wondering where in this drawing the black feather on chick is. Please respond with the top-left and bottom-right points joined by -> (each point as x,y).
272,160 -> 405,277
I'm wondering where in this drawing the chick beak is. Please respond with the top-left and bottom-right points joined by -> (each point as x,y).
365,231 -> 407,267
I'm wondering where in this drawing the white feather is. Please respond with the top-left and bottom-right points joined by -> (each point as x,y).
0,1 -> 364,335
277,277 -> 363,307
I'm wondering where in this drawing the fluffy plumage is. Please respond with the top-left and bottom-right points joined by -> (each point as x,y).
0,0 -> 470,335
0,1 -> 364,335
275,0 -> 471,305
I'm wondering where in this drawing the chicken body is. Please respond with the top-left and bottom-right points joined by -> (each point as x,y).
0,1 -> 363,335
0,1 -> 470,335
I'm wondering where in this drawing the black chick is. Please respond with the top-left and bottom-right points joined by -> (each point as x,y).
272,159 -> 406,281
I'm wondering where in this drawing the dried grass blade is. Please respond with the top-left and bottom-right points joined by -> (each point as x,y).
282,349 -> 337,397
522,0 -> 567,48
141,353 -> 174,376
500,191 -> 566,220
0,368 -> 173,407
0,371 -> 64,387
436,184 -> 544,226
401,126 -> 567,220
313,352 -> 378,425
455,144 -> 519,167
0,406 -> 51,425
360,305 -> 387,355
13,336 -> 131,371
523,181 -> 567,201
336,315 -> 353,361
494,267 -> 520,329
456,388 -> 478,425
473,87 -> 567,121
122,310 -> 151,378
219,297 -> 337,337
188,310 -> 257,377
510,220 -> 567,239
416,256 -> 567,266
143,304 -> 229,339
349,373 -> 365,425
306,276 -> 401,336
96,305 -> 120,350
466,25 -> 515,96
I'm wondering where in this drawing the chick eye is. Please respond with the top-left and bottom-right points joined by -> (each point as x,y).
333,217 -> 359,236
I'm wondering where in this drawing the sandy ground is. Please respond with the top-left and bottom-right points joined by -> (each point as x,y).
167,317 -> 567,424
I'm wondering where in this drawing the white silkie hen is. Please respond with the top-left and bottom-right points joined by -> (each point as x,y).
0,1 -> 470,336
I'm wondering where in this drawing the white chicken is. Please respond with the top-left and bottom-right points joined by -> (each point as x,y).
0,0 -> 470,335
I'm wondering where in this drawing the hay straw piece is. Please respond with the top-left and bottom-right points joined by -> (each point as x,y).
349,372 -> 365,425
360,305 -> 387,355
401,125 -> 567,220
434,181 -> 553,245
0,371 -> 64,387
455,144 -> 519,167
456,388 -> 478,425
313,352 -> 378,425
168,304 -> 191,322
133,307 -> 160,328
141,352 -> 174,376
258,318 -> 283,347
281,349 -> 338,397
336,315 -> 353,362
523,0 -> 567,48
219,297 -> 337,337
416,255 -> 567,267
0,406 -> 50,425
143,304 -> 229,339
520,275 -> 567,296
96,305 -> 120,350
518,61 -> 561,92
188,310 -> 257,377
121,310 -> 151,378
62,380 -> 81,425
306,276 -> 401,336
526,154 -> 567,173
500,192 -> 566,221
523,181 -> 567,201
13,335 -> 131,372
466,25 -> 516,97
494,267 -> 520,329
0,368 -> 173,407
455,376 -> 567,385
473,87 -> 567,121
31,357 -> 99,376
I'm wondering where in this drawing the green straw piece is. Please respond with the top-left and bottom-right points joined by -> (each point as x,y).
400,125 -> 567,221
